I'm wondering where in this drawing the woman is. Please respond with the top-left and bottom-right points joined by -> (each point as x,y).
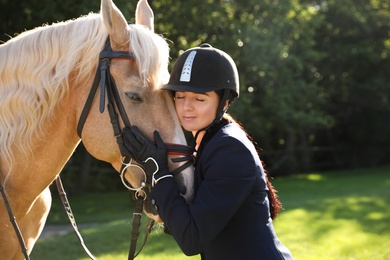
123,44 -> 294,259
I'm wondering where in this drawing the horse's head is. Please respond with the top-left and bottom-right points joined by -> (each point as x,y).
78,0 -> 194,221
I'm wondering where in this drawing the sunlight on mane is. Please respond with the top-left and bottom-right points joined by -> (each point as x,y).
128,25 -> 170,89
0,12 -> 169,178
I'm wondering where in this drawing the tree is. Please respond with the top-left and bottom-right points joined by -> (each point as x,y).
312,0 -> 390,167
0,0 -> 134,43
1,0 -> 389,185
151,0 -> 333,175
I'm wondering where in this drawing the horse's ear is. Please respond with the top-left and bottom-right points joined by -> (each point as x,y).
135,0 -> 154,32
101,0 -> 129,48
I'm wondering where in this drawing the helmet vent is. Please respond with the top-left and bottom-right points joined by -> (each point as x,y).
179,51 -> 197,82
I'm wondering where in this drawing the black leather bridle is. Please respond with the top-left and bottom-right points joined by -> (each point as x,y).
74,37 -> 194,259
77,37 -> 194,179
77,38 -> 133,153
1,37 -> 194,260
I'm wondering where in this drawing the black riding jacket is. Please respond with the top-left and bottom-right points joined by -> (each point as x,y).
149,120 -> 294,260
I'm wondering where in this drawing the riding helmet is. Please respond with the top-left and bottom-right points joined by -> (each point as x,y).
162,43 -> 239,99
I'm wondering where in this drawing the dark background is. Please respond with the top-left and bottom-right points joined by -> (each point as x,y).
1,0 -> 389,193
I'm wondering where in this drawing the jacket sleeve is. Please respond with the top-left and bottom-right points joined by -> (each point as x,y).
149,134 -> 260,256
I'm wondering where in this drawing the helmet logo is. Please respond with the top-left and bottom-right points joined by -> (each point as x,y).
180,51 -> 197,82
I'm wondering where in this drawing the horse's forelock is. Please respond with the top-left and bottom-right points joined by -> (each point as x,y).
127,24 -> 170,89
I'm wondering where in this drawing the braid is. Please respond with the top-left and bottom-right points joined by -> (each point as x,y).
222,113 -> 282,219
265,172 -> 282,219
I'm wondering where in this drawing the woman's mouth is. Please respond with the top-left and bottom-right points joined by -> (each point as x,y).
183,116 -> 196,121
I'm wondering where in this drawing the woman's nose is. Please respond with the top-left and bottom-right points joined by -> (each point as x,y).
183,98 -> 193,111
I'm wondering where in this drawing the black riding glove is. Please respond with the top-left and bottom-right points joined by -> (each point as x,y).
122,126 -> 172,186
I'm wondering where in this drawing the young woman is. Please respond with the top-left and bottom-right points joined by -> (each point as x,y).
123,44 -> 294,259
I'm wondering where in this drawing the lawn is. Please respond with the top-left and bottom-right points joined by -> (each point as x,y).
30,167 -> 390,259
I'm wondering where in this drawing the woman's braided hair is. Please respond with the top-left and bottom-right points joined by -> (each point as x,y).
221,112 -> 282,219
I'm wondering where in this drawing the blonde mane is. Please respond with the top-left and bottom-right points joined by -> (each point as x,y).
0,12 -> 169,174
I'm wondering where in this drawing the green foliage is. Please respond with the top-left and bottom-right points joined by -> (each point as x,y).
312,0 -> 390,168
1,0 -> 389,179
0,0 -> 136,42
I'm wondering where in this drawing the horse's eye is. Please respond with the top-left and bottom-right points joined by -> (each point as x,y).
125,92 -> 143,102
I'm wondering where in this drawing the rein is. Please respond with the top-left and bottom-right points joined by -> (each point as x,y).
0,181 -> 30,260
73,37 -> 194,259
1,36 -> 194,260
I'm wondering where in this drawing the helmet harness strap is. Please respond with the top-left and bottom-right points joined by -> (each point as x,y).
192,89 -> 231,152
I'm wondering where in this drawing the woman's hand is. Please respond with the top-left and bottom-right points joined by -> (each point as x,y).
122,126 -> 172,185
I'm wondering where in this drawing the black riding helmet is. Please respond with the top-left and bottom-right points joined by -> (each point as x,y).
162,43 -> 239,127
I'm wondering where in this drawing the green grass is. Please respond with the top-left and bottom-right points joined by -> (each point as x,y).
31,167 -> 390,259
273,167 -> 390,260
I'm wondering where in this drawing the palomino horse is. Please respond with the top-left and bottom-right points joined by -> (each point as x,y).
0,0 -> 194,258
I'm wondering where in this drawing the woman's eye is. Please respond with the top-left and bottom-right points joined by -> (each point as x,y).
125,92 -> 143,102
195,98 -> 205,102
175,96 -> 184,99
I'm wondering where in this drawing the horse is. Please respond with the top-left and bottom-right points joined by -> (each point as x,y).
0,0 -> 194,258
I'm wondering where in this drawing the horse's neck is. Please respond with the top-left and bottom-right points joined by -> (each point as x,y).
4,94 -> 80,214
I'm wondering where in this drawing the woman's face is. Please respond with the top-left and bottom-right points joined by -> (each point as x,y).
174,91 -> 219,134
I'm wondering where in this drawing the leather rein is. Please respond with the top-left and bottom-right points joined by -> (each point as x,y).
1,37 -> 194,260
74,37 -> 194,259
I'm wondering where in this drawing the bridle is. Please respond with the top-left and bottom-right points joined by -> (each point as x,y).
75,37 -> 194,259
77,38 -> 194,184
1,37 -> 194,260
